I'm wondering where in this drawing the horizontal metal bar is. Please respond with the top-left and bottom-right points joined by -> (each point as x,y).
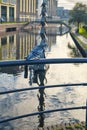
0,83 -> 87,95
0,58 -> 87,67
0,106 -> 86,123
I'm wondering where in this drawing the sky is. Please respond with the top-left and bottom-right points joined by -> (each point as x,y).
58,0 -> 87,9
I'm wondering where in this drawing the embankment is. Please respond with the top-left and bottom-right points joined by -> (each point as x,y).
70,32 -> 87,57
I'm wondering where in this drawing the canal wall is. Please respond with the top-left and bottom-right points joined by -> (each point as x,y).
70,32 -> 87,57
0,23 -> 24,32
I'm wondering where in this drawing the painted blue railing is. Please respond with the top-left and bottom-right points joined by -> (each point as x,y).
0,58 -> 87,129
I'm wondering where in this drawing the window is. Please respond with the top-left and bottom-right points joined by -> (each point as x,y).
1,37 -> 7,45
9,36 -> 14,43
9,7 -> 14,21
1,6 -> 7,21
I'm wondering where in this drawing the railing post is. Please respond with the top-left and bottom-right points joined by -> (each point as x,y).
86,100 -> 87,130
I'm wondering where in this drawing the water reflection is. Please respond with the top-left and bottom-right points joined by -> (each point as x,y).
0,30 -> 38,60
0,121 -> 14,130
37,88 -> 45,128
0,25 -> 56,129
67,42 -> 81,57
0,29 -> 57,61
37,70 -> 46,128
0,17 -> 87,130
0,93 -> 15,129
34,58 -> 48,128
25,2 -> 49,128
0,66 -> 23,74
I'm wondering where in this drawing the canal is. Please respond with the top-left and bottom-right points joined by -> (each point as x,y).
0,28 -> 87,130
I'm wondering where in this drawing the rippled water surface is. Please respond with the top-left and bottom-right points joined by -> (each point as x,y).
0,30 -> 87,129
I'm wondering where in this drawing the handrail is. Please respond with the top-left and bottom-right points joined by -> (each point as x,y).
0,106 -> 86,123
0,58 -> 87,67
0,82 -> 87,95
0,58 -> 87,129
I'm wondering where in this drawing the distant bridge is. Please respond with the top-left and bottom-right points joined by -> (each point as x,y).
23,19 -> 70,27
22,19 -> 71,36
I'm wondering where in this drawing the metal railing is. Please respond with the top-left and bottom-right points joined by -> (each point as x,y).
0,58 -> 87,129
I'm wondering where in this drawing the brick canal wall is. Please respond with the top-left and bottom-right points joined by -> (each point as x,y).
0,23 -> 24,32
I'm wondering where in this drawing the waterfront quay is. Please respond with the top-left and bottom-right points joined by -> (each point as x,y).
0,23 -> 25,32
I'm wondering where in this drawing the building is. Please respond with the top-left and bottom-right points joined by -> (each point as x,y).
16,0 -> 38,21
56,7 -> 70,18
0,0 -> 38,22
37,0 -> 58,18
48,0 -> 58,17
0,0 -> 58,22
0,0 -> 16,22
36,0 -> 43,16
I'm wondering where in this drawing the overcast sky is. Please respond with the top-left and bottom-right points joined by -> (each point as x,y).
58,0 -> 87,9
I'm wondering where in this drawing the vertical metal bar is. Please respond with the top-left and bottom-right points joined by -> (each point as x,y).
86,100 -> 87,130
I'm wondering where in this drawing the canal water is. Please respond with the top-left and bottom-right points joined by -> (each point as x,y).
0,28 -> 87,130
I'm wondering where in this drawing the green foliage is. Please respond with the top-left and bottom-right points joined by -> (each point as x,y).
79,27 -> 87,38
79,27 -> 86,33
65,125 -> 73,129
52,128 -> 63,130
74,123 -> 83,129
69,3 -> 87,27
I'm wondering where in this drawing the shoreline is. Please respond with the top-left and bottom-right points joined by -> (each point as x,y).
33,121 -> 85,130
